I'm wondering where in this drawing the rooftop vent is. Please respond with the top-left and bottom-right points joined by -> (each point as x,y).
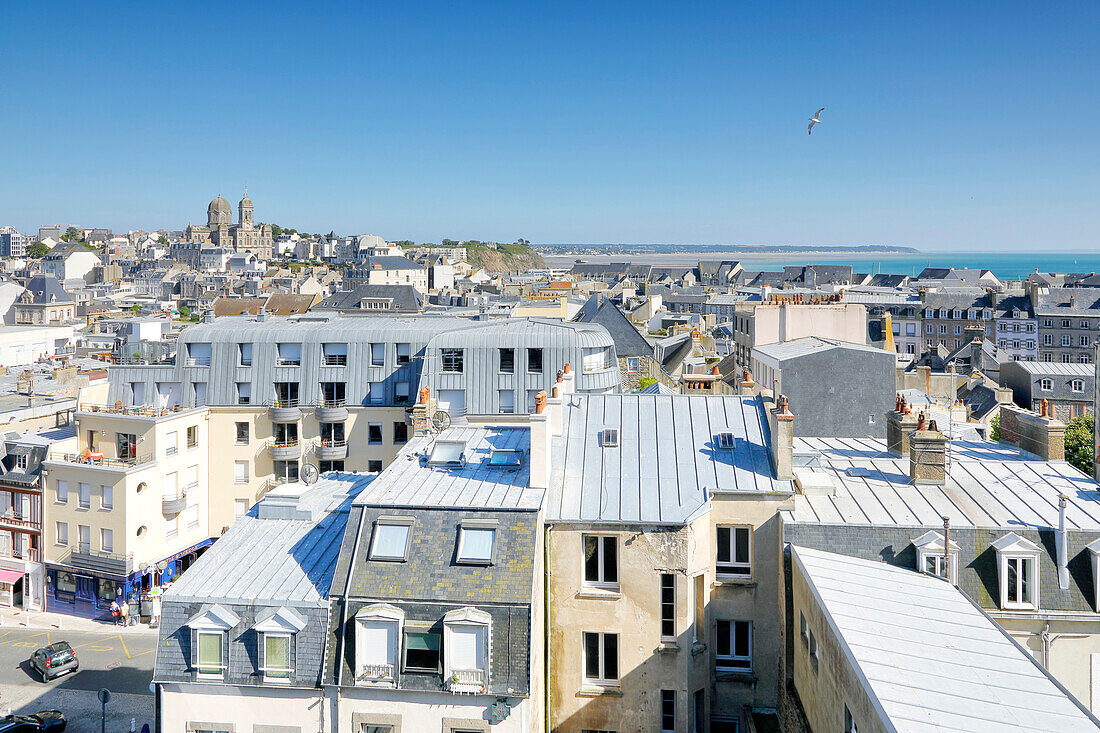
427,440 -> 466,467
716,432 -> 735,449
599,428 -> 619,448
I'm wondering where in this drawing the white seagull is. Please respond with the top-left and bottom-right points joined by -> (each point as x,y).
807,107 -> 824,135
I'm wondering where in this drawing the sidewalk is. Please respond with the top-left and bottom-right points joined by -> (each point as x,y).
0,605 -> 157,635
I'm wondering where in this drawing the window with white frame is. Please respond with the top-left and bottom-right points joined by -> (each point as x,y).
370,518 -> 413,561
583,535 -> 618,589
660,573 -> 676,642
355,604 -> 403,683
661,689 -> 676,732
1072,379 -> 1084,392
583,632 -> 619,685
403,627 -> 441,673
456,523 -> 496,565
100,485 -> 113,510
992,532 -> 1041,610
253,606 -> 306,683
100,528 -> 113,553
911,530 -> 959,584
1040,378 -> 1053,391
186,604 -> 238,680
715,619 -> 752,670
716,525 -> 751,576
234,461 -> 249,484
443,607 -> 491,692
56,480 -> 67,504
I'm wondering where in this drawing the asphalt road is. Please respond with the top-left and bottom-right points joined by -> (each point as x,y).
0,627 -> 155,731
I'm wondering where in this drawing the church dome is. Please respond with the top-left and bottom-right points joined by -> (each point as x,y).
208,195 -> 231,216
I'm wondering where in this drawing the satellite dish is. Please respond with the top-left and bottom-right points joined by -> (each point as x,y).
432,410 -> 451,431
301,463 -> 320,484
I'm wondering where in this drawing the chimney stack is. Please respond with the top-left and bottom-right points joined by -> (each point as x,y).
886,394 -> 918,457
909,420 -> 948,485
767,394 -> 794,480
738,369 -> 756,396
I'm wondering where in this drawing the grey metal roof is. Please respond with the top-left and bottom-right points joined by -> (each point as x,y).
165,474 -> 371,607
356,426 -> 543,510
1003,361 -> 1093,377
792,545 -> 1100,732
549,395 -> 794,525
786,437 -> 1100,531
752,337 -> 883,362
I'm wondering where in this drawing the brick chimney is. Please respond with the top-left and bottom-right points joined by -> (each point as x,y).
910,420 -> 948,485
767,394 -> 794,480
738,369 -> 756,396
997,404 -> 1065,461
886,394 -> 918,457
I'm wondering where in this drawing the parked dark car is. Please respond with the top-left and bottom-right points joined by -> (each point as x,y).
0,711 -> 66,732
28,642 -> 78,682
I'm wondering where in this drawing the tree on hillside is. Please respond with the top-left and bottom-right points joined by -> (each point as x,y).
157,235 -> 168,245
514,238 -> 530,247
270,224 -> 283,239
26,242 -> 49,258
61,226 -> 85,243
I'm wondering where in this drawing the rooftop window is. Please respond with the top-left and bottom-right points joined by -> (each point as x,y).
716,432 -> 735,449
457,525 -> 496,564
599,428 -> 619,448
428,440 -> 466,466
370,519 -> 413,561
488,449 -> 523,467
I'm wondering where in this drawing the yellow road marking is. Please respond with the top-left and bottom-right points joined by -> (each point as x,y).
12,641 -> 37,647
69,639 -> 115,650
118,634 -> 131,659
85,645 -> 113,651
127,648 -> 154,658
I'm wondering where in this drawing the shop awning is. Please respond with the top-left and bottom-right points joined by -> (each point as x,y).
0,569 -> 23,584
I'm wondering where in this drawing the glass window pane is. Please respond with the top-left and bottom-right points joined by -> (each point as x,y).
198,632 -> 221,670
716,620 -> 730,656
734,621 -> 750,656
735,527 -> 750,564
265,635 -> 290,676
603,634 -> 618,679
458,528 -> 495,562
602,536 -> 617,582
584,536 -> 599,582
371,523 -> 410,559
584,632 -> 600,678
716,527 -> 730,563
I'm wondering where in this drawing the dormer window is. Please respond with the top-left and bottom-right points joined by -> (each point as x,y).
992,533 -> 1041,610
370,517 -> 414,561
911,530 -> 958,584
404,628 -> 441,673
186,604 -> 239,680
253,606 -> 307,683
428,441 -> 465,466
457,522 -> 497,564
599,428 -> 619,448
443,607 -> 491,693
355,604 -> 403,685
716,432 -> 735,449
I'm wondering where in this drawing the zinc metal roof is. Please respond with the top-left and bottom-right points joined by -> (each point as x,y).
752,336 -> 886,361
1003,361 -> 1093,377
548,395 -> 794,525
355,426 -> 543,510
791,545 -> 1100,732
786,437 -> 1100,531
165,474 -> 370,607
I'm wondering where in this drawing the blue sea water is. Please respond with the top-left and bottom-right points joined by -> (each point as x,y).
732,252 -> 1100,280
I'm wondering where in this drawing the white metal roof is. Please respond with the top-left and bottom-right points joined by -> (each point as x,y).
1005,361 -> 1094,377
548,394 -> 794,524
792,545 -> 1100,732
165,474 -> 370,607
355,425 -> 543,510
753,336 -> 888,362
786,437 -> 1100,530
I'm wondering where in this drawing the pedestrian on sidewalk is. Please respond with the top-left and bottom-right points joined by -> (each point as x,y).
120,599 -> 130,628
110,599 -> 121,626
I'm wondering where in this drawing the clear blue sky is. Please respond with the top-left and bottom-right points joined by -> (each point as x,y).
2,1 -> 1098,251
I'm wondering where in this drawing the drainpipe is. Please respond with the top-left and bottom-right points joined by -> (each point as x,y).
942,515 -> 951,581
544,523 -> 552,733
1057,494 -> 1070,590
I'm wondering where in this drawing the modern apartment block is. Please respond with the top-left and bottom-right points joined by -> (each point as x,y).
42,405 -> 213,617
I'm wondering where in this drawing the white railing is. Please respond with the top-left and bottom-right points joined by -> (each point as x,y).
446,668 -> 486,693
358,663 -> 395,684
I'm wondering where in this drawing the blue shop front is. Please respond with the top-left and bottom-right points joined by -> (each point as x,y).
45,538 -> 213,619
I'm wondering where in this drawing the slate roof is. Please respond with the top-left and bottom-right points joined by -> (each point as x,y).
314,284 -> 424,313
572,294 -> 654,357
1034,289 -> 1100,316
548,395 -> 794,525
345,255 -> 424,271
22,275 -> 73,304
791,546 -> 1100,733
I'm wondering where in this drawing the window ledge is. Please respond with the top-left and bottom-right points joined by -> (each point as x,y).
576,588 -> 621,600
657,641 -> 680,653
691,641 -> 707,657
716,669 -> 757,683
713,577 -> 756,588
577,685 -> 622,697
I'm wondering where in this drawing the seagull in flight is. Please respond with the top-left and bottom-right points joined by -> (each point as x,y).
807,107 -> 824,135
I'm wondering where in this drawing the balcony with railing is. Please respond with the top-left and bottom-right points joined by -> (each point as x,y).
317,439 -> 348,460
163,487 -> 188,515
445,668 -> 487,694
0,544 -> 41,563
0,512 -> 39,533
356,662 -> 396,686
315,399 -> 348,422
268,399 -> 303,422
322,354 -> 347,367
270,438 -> 302,461
183,356 -> 211,367
67,543 -> 133,575
82,403 -> 188,418
52,451 -> 155,471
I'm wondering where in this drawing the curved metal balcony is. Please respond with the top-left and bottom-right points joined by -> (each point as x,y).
268,400 -> 303,422
270,439 -> 302,461
162,488 -> 187,515
315,400 -> 349,422
317,439 -> 348,460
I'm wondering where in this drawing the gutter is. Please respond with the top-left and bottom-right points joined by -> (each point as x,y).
544,522 -> 552,733
332,506 -> 367,689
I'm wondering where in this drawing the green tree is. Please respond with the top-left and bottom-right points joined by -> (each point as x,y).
270,224 -> 283,239
157,235 -> 168,245
638,377 -> 658,390
25,242 -> 49,258
1065,415 -> 1094,476
130,304 -> 141,313
178,305 -> 190,320
988,413 -> 1001,442
61,226 -> 84,243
